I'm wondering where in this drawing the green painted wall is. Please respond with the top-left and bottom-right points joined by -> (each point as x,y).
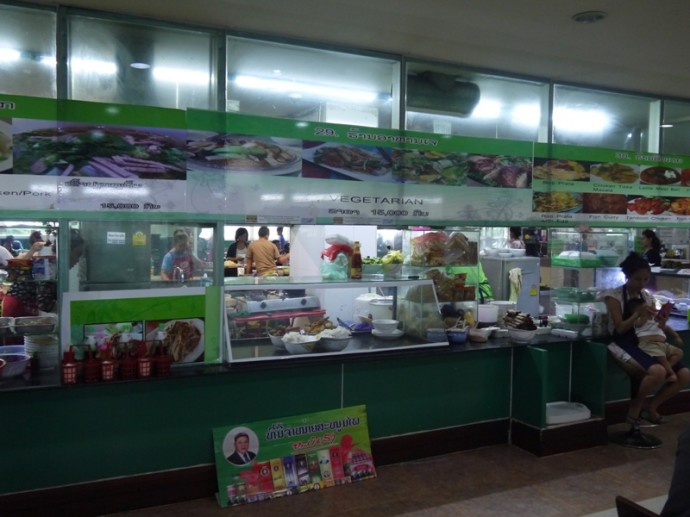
0,349 -> 512,495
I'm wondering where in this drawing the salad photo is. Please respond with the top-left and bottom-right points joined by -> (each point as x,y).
11,120 -> 187,180
187,132 -> 301,174
0,119 -> 13,173
391,149 -> 467,185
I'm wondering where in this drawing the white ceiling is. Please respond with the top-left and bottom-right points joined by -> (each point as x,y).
29,0 -> 690,99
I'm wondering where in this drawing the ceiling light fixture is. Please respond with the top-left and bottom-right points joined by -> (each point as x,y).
234,74 -> 381,103
660,123 -> 674,128
130,62 -> 151,70
572,11 -> 607,24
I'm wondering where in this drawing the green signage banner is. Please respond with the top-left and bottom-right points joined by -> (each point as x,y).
4,94 -> 690,227
212,404 -> 376,507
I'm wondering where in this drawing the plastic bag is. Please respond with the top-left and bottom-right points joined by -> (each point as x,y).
321,252 -> 350,280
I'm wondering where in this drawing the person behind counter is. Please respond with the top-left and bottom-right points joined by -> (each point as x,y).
276,226 -> 287,254
641,229 -> 662,266
2,235 -> 18,257
603,252 -> 690,428
226,227 -> 250,264
245,226 -> 289,276
508,227 -> 525,249
160,229 -> 207,282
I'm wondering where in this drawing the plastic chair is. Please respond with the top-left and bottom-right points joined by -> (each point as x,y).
608,345 -> 662,449
615,495 -> 660,517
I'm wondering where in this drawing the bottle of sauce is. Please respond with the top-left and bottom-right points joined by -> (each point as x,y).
351,241 -> 362,279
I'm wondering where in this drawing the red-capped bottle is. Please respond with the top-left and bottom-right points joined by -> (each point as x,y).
61,349 -> 78,385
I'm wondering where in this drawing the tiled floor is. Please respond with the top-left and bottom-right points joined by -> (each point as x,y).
107,414 -> 689,517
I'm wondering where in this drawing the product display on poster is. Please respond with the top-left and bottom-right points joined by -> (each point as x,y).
212,405 -> 376,507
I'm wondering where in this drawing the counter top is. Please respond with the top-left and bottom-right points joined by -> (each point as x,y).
3,317 -> 689,391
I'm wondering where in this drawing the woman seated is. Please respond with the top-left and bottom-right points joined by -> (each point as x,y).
603,252 -> 690,428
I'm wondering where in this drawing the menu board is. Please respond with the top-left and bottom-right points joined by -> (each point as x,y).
2,94 -> 690,227
532,143 -> 690,226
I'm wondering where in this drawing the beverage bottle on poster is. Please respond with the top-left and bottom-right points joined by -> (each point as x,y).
351,241 -> 362,279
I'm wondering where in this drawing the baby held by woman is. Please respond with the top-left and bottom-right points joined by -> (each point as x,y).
628,298 -> 684,382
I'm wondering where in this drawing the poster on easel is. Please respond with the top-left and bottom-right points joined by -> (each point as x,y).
212,404 -> 376,507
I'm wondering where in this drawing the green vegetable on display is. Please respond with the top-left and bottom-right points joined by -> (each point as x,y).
381,250 -> 403,264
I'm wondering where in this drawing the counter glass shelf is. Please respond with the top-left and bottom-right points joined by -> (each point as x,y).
223,276 -> 449,363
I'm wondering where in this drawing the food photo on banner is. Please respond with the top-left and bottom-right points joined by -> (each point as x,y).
212,405 -> 376,507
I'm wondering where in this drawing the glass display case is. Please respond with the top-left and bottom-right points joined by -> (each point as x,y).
400,227 -> 480,326
549,228 -> 630,268
223,276 -> 448,363
547,228 -> 631,337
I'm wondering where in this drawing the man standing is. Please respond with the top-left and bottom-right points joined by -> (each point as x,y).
245,226 -> 289,276
277,226 -> 286,253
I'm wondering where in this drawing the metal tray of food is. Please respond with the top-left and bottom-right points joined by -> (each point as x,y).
0,317 -> 14,336
12,316 -> 57,336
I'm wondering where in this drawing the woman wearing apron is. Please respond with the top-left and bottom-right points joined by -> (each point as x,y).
603,252 -> 690,429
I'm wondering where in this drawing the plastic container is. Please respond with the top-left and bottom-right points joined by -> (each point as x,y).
546,401 -> 591,425
446,327 -> 468,344
478,304 -> 498,325
0,352 -> 31,378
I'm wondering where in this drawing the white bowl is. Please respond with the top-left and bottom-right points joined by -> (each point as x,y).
284,338 -> 318,355
498,252 -> 513,258
483,248 -> 499,257
282,333 -> 319,354
319,336 -> 351,351
511,249 -> 526,257
0,352 -> 31,377
268,333 -> 286,350
372,319 -> 399,333
507,328 -> 537,343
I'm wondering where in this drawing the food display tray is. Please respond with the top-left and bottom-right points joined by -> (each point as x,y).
12,316 -> 57,336
551,257 -> 603,268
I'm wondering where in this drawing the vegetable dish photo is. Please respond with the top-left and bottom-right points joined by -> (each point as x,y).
12,121 -> 187,179
391,149 -> 467,185
187,133 -> 301,173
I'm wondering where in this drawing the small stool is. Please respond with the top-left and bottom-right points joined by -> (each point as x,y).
608,345 -> 662,449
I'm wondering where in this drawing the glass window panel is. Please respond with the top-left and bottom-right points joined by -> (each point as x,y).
405,62 -> 549,142
662,100 -> 690,156
69,16 -> 216,110
0,5 -> 56,98
226,36 -> 399,128
553,85 -> 659,152
72,221 -> 215,291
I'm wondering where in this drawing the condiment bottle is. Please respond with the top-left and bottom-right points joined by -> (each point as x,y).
153,324 -> 172,377
350,241 -> 362,279
82,345 -> 101,383
61,348 -> 78,385
136,341 -> 152,378
119,330 -> 137,380
100,345 -> 116,381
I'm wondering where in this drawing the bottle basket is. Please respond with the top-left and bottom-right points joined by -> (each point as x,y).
154,348 -> 173,377
119,342 -> 138,380
120,356 -> 137,380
